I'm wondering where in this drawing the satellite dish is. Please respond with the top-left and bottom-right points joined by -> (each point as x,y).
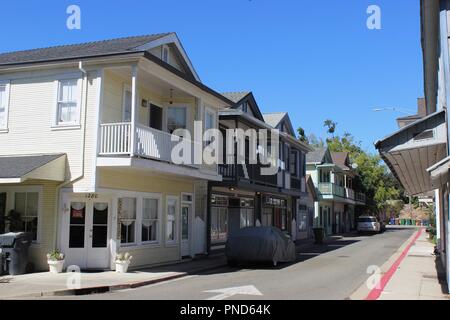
351,163 -> 358,169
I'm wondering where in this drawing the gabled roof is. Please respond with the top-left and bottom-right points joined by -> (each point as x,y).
221,91 -> 265,122
263,112 -> 295,137
0,33 -> 200,81
263,112 -> 287,128
331,152 -> 351,171
222,92 -> 251,103
306,147 -> 329,164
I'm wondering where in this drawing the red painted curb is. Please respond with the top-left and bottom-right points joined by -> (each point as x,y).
365,228 -> 424,300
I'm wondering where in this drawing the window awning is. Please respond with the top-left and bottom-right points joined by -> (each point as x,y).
375,110 -> 447,196
0,154 -> 66,184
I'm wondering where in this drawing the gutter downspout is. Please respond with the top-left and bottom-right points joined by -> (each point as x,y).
51,61 -> 89,249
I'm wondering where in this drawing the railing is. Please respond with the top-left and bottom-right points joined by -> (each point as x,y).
318,183 -> 345,198
99,122 -> 198,167
219,163 -> 278,187
356,192 -> 366,203
99,122 -> 132,155
135,124 -> 175,162
345,188 -> 355,200
318,182 -> 366,204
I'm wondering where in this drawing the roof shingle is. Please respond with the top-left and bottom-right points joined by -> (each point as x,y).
306,147 -> 328,164
0,33 -> 171,65
0,154 -> 65,178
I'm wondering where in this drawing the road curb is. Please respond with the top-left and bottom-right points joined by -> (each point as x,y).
2,261 -> 227,299
349,227 -> 423,300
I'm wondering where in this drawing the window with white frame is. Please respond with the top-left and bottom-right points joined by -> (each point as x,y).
166,197 -> 178,243
56,79 -> 79,125
0,82 -> 10,130
167,107 -> 187,134
118,197 -> 136,244
14,192 -> 39,241
142,198 -> 159,243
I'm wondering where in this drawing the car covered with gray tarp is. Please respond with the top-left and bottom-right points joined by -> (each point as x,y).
225,227 -> 296,266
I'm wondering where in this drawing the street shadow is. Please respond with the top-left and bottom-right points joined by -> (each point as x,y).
296,239 -> 360,263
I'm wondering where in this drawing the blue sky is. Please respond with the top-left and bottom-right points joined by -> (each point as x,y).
0,0 -> 422,153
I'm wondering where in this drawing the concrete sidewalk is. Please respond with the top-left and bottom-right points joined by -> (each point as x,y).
378,229 -> 449,300
0,254 -> 226,299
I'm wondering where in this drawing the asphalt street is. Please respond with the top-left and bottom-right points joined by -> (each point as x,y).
48,226 -> 416,300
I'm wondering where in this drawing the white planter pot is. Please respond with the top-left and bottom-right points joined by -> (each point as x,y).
115,261 -> 130,273
48,260 -> 65,274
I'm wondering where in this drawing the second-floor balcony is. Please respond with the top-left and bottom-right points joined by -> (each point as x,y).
219,163 -> 279,188
99,122 -> 199,168
318,182 -> 366,204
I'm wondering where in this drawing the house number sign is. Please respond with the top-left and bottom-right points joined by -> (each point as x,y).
84,193 -> 99,199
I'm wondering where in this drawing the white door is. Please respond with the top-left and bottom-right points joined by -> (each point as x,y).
65,197 -> 110,269
181,203 -> 192,257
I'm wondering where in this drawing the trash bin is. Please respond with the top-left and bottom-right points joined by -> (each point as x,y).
313,227 -> 324,245
0,232 -> 33,275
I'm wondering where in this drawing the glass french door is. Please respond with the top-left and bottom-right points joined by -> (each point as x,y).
181,203 -> 191,257
66,198 -> 110,269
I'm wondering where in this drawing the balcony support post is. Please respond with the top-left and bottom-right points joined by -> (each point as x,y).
130,65 -> 138,156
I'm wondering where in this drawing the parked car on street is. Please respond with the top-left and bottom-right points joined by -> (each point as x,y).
225,227 -> 296,267
357,216 -> 381,234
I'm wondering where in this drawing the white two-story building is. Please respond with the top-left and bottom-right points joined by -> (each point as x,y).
0,33 -> 233,271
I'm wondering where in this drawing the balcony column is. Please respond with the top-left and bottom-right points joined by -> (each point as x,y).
344,175 -> 347,188
130,65 -> 138,156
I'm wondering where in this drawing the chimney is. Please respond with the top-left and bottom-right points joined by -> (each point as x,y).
417,98 -> 426,117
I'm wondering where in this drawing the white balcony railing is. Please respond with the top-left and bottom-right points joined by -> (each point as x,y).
99,122 -> 198,167
99,122 -> 132,155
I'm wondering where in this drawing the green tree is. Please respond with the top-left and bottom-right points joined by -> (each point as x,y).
324,119 -> 337,137
297,127 -> 309,143
319,120 -> 404,217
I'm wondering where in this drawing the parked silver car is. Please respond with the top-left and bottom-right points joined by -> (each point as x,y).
357,216 -> 381,233
225,227 -> 296,267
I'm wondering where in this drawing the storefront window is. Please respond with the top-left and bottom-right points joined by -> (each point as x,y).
240,208 -> 254,228
262,207 -> 273,226
211,207 -> 228,243
119,197 -> 136,244
142,198 -> 159,243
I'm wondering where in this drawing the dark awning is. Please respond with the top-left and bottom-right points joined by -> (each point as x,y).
375,110 -> 447,195
0,154 -> 66,183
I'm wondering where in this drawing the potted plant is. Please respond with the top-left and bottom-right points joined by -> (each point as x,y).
115,252 -> 132,273
46,249 -> 65,274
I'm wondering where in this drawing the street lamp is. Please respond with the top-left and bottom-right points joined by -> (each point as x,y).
372,107 -> 415,115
